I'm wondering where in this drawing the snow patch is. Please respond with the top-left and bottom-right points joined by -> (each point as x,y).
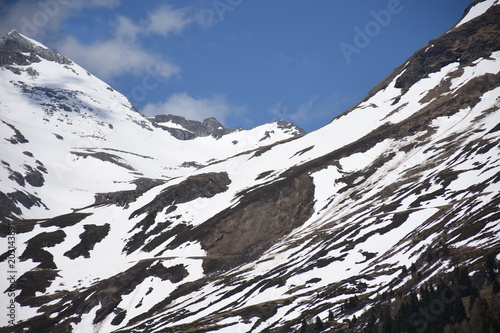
456,0 -> 499,27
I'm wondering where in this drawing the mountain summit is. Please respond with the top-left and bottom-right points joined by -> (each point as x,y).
1,1 -> 500,332
0,30 -> 71,66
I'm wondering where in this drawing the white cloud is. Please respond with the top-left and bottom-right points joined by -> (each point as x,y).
269,92 -> 362,129
293,95 -> 322,123
145,5 -> 193,37
0,0 -> 121,40
142,93 -> 239,124
77,0 -> 120,9
113,16 -> 141,42
0,0 -> 63,40
269,96 -> 319,125
0,2 -> 201,82
55,4 -> 198,82
111,5 -> 196,41
57,35 -> 180,81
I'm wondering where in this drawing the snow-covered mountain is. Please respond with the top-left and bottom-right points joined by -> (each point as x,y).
1,1 -> 500,332
0,30 -> 305,221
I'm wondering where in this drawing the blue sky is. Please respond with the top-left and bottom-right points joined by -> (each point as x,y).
0,0 -> 473,131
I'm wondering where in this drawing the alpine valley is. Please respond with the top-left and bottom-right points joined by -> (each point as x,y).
1,1 -> 500,332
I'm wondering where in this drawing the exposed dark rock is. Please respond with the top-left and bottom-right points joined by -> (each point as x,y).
40,212 -> 92,228
0,191 -> 22,221
2,120 -> 28,144
0,30 -> 71,67
111,309 -> 127,326
24,164 -> 45,187
8,190 -> 44,211
395,6 -> 500,92
21,84 -> 72,101
488,122 -> 500,133
14,269 -> 60,300
255,170 -> 274,180
167,172 -> 315,273
291,145 -> 315,158
180,161 -> 205,168
151,114 -> 233,140
36,163 -> 48,174
64,224 -> 111,259
275,119 -> 306,136
122,213 -> 167,255
0,250 -> 13,263
0,219 -> 36,236
129,172 -> 231,219
26,66 -> 39,78
94,178 -> 164,207
20,230 -> 66,269
259,131 -> 272,141
8,170 -> 25,186
72,151 -> 135,171
141,223 -> 190,253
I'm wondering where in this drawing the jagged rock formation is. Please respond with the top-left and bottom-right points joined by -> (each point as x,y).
150,114 -> 234,140
150,114 -> 305,140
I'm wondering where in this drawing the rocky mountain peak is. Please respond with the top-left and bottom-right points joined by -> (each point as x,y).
150,114 -> 306,140
0,30 -> 71,67
150,114 -> 233,140
274,119 -> 306,136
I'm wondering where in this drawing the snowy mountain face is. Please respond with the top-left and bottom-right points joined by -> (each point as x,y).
0,30 -> 305,222
1,1 -> 500,332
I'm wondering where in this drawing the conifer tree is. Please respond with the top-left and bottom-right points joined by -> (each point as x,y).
492,276 -> 500,293
314,316 -> 323,331
300,318 -> 308,333
381,310 -> 393,333
328,309 -> 334,322
485,252 -> 498,282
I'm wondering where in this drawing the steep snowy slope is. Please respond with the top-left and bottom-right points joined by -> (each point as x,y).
1,1 -> 500,332
0,30 -> 304,221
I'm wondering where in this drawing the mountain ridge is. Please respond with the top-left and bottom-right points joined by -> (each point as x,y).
352,0 -> 500,116
150,114 -> 306,141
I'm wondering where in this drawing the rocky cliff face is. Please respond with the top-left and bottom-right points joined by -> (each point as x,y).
1,1 -> 500,332
151,114 -> 234,140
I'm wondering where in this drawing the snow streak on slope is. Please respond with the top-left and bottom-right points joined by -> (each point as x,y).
456,0 -> 500,27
